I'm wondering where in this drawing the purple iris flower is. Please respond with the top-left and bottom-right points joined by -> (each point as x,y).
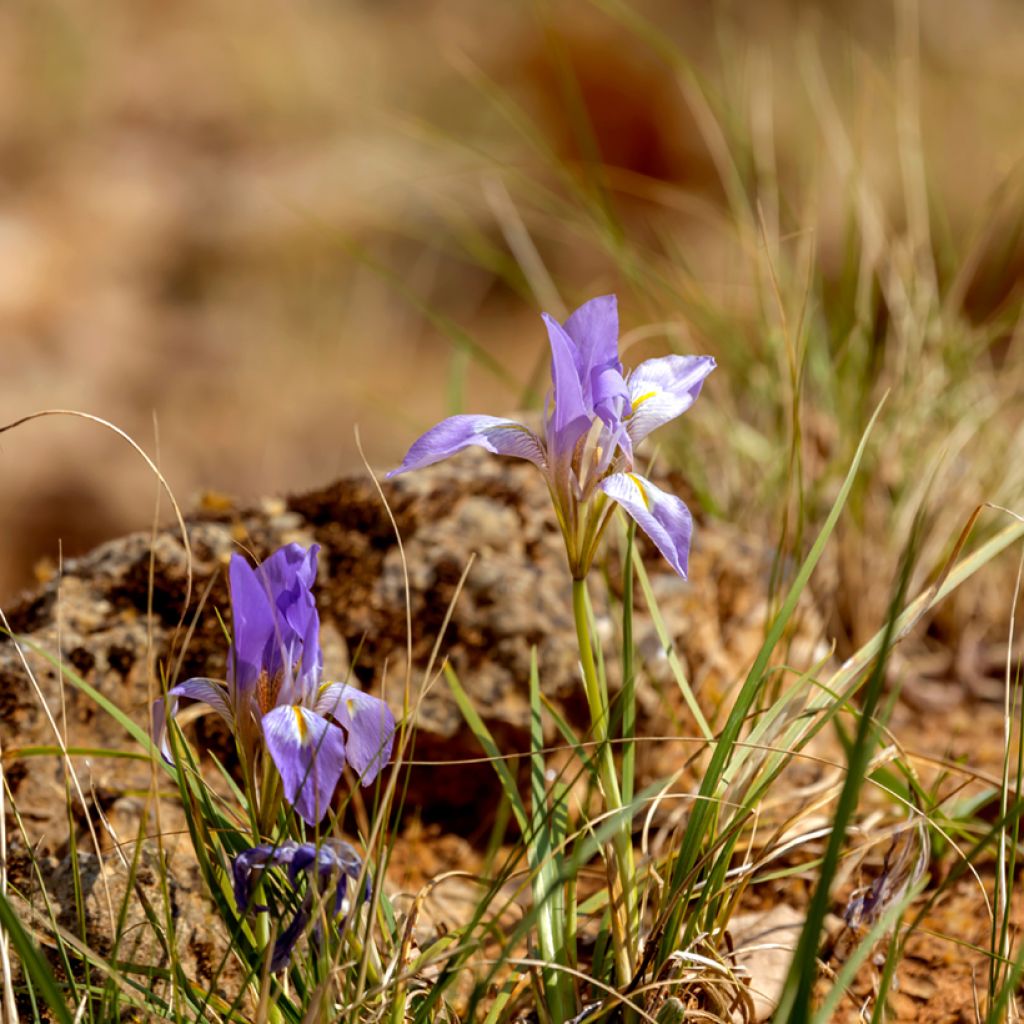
152,543 -> 396,825
388,295 -> 715,578
232,839 -> 366,971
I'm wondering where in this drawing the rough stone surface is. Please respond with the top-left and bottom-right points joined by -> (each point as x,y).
0,452 -> 836,1016
0,450 -> 825,851
8,839 -> 243,1017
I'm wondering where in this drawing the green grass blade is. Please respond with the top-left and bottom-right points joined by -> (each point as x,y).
776,517 -> 919,1023
621,520 -> 638,805
0,889 -> 74,1024
444,664 -> 529,836
633,552 -> 712,743
528,648 -> 572,1022
659,396 -> 887,960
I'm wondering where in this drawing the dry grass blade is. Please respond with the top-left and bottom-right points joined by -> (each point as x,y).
0,410 -> 192,624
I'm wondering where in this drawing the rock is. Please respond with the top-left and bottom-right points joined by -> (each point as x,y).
727,904 -> 805,1021
1,450 -> 826,850
0,451 -> 831,1018
6,836 -> 245,1018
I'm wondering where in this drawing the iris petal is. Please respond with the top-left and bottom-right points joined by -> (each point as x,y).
626,355 -> 716,447
542,314 -> 593,460
315,683 -> 395,784
387,415 -> 546,478
231,839 -> 366,970
259,544 -> 322,674
232,844 -> 276,913
153,677 -> 232,762
563,294 -> 624,407
563,293 -> 617,355
598,472 -> 694,578
228,555 -> 276,695
262,706 -> 347,825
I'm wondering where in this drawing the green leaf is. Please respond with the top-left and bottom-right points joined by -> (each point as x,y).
0,889 -> 74,1024
445,664 -> 529,836
660,395 -> 887,960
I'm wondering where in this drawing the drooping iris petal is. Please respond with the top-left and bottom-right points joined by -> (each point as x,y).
232,844 -> 277,913
271,907 -> 310,972
387,415 -> 546,478
153,677 -> 233,762
598,472 -> 694,578
231,839 -> 367,970
625,355 -> 716,447
228,554 -> 277,695
315,683 -> 396,784
262,706 -> 348,824
322,839 -> 366,910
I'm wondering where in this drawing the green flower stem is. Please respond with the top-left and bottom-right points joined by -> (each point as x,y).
572,577 -> 638,988
343,923 -> 382,989
252,898 -> 284,1024
257,756 -> 282,838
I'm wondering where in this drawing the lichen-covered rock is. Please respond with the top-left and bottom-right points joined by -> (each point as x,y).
0,451 -> 826,849
7,837 -> 245,1017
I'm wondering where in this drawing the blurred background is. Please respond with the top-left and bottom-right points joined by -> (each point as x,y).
2,0 -> 1023,652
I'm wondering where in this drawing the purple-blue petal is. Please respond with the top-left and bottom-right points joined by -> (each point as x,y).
259,544 -> 321,667
286,846 -> 318,885
597,472 -> 694,578
626,355 -> 716,447
228,554 -> 276,695
591,365 -> 630,419
262,706 -> 348,825
152,678 -> 233,763
314,683 -> 396,785
562,295 -> 627,416
386,415 -> 546,478
228,545 -> 323,700
563,295 -> 620,381
233,844 -> 277,914
271,907 -> 309,972
232,839 -> 366,970
542,314 -> 593,461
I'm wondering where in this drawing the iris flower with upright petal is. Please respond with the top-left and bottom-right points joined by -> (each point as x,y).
388,295 -> 715,579
153,543 -> 396,825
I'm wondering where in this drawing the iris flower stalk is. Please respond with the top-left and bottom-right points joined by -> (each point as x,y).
390,295 -> 714,989
153,543 -> 397,831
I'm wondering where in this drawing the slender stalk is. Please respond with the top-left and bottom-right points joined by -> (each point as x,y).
621,521 -> 637,806
257,757 -> 282,838
252,903 -> 284,1024
571,577 -> 637,989
529,650 -> 573,1023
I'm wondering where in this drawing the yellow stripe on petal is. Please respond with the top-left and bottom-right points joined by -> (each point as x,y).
626,473 -> 651,509
293,706 -> 308,741
631,390 -> 658,409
